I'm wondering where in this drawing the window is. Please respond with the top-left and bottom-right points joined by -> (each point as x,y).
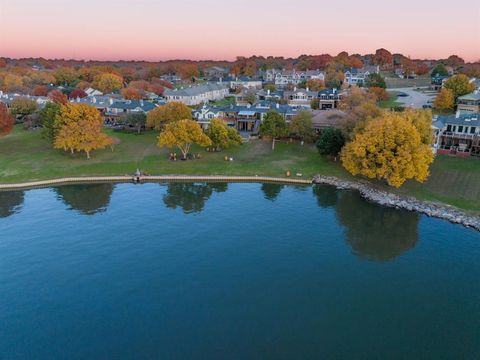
446,125 -> 452,131
464,127 -> 469,133
471,127 -> 477,134
458,126 -> 463,133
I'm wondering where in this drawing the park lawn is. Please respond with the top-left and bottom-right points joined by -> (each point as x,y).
0,126 -> 345,183
1,126 -> 479,213
383,74 -> 432,88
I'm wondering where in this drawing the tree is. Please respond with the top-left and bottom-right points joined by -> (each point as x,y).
316,128 -> 345,157
158,119 -> 211,159
69,89 -> 87,99
310,98 -> 320,109
54,103 -> 113,159
48,90 -> 68,105
124,112 -> 146,134
434,88 -> 455,110
52,67 -> 78,86
242,91 -> 257,104
2,74 -> 24,92
431,63 -> 448,77
93,73 -> 123,93
121,87 -> 144,100
446,55 -> 465,67
32,85 -> 49,96
54,184 -> 114,215
264,83 -> 276,92
325,65 -> 344,88
206,118 -> 242,150
374,48 -> 393,67
305,79 -> 325,91
40,102 -> 61,142
364,73 -> 386,88
259,111 -> 288,149
129,80 -> 150,90
10,97 -> 38,116
341,112 -> 434,188
261,183 -> 284,201
443,74 -> 475,99
289,110 -> 314,141
369,86 -> 389,101
146,102 -> 192,130
0,102 -> 14,136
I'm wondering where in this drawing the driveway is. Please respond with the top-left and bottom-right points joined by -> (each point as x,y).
388,87 -> 436,109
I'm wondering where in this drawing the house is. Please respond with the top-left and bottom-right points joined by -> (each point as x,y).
431,75 -> 449,90
234,89 -> 258,105
204,66 -> 230,78
283,87 -> 317,107
433,112 -> 480,157
192,102 -> 300,133
160,74 -> 181,83
229,77 -> 263,90
318,88 -> 341,109
0,92 -> 50,109
267,69 -> 325,87
310,110 -> 347,133
470,78 -> 480,90
84,87 -> 103,97
163,83 -> 229,106
344,65 -> 379,86
257,89 -> 284,102
457,91 -> 480,113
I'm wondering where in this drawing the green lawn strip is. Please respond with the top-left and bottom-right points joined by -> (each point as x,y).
378,92 -> 402,109
1,127 -> 479,213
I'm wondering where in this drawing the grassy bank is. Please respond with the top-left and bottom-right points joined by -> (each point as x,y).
1,126 -> 479,213
378,92 -> 402,109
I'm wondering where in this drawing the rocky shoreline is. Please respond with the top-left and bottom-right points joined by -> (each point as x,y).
313,175 -> 480,232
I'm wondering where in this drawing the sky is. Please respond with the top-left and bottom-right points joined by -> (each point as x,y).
1,0 -> 479,62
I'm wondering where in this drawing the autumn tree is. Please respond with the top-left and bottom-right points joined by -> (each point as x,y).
446,55 -> 465,68
93,73 -> 123,93
48,90 -> 68,105
10,97 -> 38,117
242,91 -> 257,104
129,80 -> 150,91
289,110 -> 314,141
54,103 -> 113,159
121,87 -> 144,100
443,74 -> 475,99
158,119 -> 211,159
260,111 -> 288,149
0,102 -> 14,136
2,74 -> 24,92
434,88 -> 455,110
52,67 -> 78,86
316,128 -> 345,157
374,48 -> 393,68
146,102 -> 192,130
40,102 -> 61,142
69,89 -> 87,99
32,85 -> 49,96
341,112 -> 434,187
206,118 -> 242,150
304,79 -> 325,91
325,65 -> 344,88
369,87 -> 389,101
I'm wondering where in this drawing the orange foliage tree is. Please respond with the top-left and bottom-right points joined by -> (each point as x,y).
0,102 -> 14,136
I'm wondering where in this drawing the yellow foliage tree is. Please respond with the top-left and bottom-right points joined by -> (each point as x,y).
341,112 -> 434,188
158,119 -> 211,159
146,102 -> 192,130
434,88 -> 455,110
93,73 -> 123,93
54,103 -> 113,159
401,108 -> 434,145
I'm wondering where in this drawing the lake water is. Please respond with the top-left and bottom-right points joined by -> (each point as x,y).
1,183 -> 479,359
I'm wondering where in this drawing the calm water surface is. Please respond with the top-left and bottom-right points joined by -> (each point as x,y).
1,183 -> 479,359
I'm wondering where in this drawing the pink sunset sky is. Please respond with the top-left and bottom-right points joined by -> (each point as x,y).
1,0 -> 479,62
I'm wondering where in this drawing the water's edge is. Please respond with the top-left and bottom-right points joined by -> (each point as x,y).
0,175 -> 478,231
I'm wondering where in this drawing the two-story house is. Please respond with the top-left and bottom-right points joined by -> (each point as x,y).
457,91 -> 480,113
433,112 -> 480,157
283,88 -> 317,107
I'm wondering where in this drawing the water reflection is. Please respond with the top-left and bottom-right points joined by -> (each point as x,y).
163,182 -> 228,214
261,183 -> 284,201
312,185 -> 338,208
0,191 -> 25,218
54,184 -> 114,215
335,190 -> 419,261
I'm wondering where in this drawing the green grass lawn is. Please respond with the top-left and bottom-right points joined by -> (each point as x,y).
383,73 -> 432,88
1,126 -> 479,213
378,92 -> 402,109
208,96 -> 235,107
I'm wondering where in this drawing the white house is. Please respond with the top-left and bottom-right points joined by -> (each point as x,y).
163,83 -> 229,106
266,69 -> 325,87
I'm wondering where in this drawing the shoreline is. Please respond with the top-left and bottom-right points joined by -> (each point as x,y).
0,174 -> 478,231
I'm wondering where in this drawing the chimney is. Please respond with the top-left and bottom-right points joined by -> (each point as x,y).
294,86 -> 297,92
140,99 -> 144,106
306,87 -> 309,92
276,103 -> 280,109
456,110 -> 460,118
109,98 -> 113,105
267,89 -> 270,95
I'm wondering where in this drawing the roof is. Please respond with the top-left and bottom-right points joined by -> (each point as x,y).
164,83 -> 228,97
311,110 -> 347,129
458,92 -> 480,101
435,112 -> 480,127
109,100 -> 156,112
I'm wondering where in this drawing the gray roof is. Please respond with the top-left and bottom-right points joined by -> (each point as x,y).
435,113 -> 480,127
458,92 -> 480,101
164,83 -> 228,97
